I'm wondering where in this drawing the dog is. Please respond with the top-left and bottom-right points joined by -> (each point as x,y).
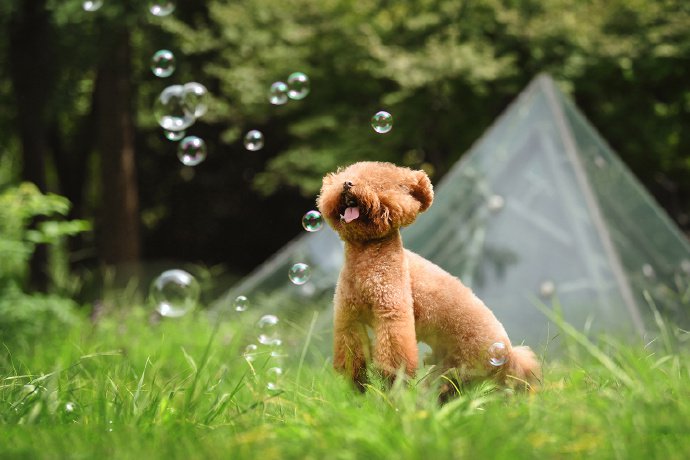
317,161 -> 540,391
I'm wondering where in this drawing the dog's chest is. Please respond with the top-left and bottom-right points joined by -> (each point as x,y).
337,257 -> 411,321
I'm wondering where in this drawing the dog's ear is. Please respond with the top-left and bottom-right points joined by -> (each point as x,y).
411,170 -> 433,212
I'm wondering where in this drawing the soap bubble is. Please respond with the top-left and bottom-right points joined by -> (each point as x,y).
488,342 -> 508,367
151,49 -> 175,78
266,367 -> 283,391
289,263 -> 311,285
243,130 -> 264,151
371,111 -> 393,134
182,82 -> 208,118
287,72 -> 310,100
539,280 -> 555,298
269,81 -> 288,105
301,210 -> 323,232
149,0 -> 175,16
233,295 -> 249,312
642,263 -> 656,279
258,334 -> 282,347
154,85 -> 196,132
257,314 -> 279,329
243,344 -> 258,362
177,136 -> 207,166
83,0 -> 103,12
164,129 -> 185,141
681,259 -> 690,274
150,269 -> 200,318
256,314 -> 281,346
487,195 -> 505,212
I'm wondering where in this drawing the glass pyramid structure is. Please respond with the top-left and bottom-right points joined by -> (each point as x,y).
219,74 -> 690,349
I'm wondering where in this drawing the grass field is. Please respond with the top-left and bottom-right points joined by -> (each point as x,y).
1,303 -> 689,460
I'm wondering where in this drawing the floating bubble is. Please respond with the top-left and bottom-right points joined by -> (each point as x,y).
257,314 -> 279,329
243,344 -> 258,362
177,136 -> 207,166
83,0 -> 103,12
243,130 -> 264,151
150,269 -> 200,318
371,110 -> 393,134
270,349 -> 287,358
288,263 -> 311,285
151,49 -> 175,78
149,0 -> 175,16
301,210 -> 323,232
164,129 -> 185,141
65,402 -> 76,413
269,81 -> 288,105
154,85 -> 196,132
258,334 -> 282,347
182,82 -> 208,118
266,367 -> 283,391
488,342 -> 508,367
233,295 -> 249,312
682,259 -> 690,274
287,72 -> 310,100
487,195 -> 505,212
539,280 -> 556,298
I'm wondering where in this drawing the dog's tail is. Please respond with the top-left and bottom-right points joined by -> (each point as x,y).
506,345 -> 541,389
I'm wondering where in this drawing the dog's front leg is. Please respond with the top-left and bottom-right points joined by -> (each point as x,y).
372,300 -> 418,381
333,308 -> 370,390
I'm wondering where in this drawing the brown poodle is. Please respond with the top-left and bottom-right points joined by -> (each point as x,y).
317,161 -> 541,391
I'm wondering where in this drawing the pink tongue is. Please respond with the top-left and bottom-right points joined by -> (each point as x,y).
343,207 -> 360,223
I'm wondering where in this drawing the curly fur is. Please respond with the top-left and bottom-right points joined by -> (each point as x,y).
317,161 -> 541,390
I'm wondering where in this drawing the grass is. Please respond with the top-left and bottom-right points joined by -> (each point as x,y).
1,303 -> 689,460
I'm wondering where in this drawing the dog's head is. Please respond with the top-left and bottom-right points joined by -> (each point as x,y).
317,161 -> 433,242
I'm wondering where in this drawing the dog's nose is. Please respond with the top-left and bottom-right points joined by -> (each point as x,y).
343,181 -> 353,191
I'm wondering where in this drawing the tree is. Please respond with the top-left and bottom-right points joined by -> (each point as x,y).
7,0 -> 57,290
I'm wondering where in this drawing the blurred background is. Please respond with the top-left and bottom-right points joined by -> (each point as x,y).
1,0 -> 689,304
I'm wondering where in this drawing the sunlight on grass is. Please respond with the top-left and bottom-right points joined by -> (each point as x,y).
1,294 -> 689,459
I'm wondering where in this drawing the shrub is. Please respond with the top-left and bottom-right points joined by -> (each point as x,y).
0,183 -> 90,346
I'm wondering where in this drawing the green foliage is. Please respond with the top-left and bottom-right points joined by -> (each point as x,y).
2,0 -> 689,272
158,0 -> 690,203
0,302 -> 689,459
0,183 -> 90,345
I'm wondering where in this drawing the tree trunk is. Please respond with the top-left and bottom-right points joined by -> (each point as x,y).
96,28 -> 141,265
8,0 -> 56,291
